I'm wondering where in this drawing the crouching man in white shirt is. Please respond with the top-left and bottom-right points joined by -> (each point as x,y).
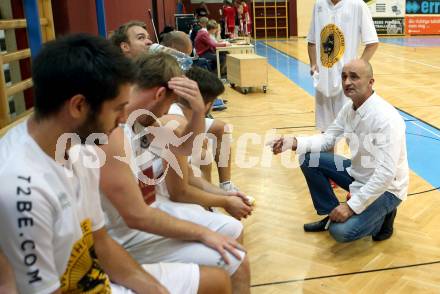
268,59 -> 409,242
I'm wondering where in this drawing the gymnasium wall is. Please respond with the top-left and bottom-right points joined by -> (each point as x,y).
296,0 -> 315,37
51,0 -> 177,42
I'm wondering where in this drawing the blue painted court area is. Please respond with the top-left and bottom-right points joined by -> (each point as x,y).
379,37 -> 440,47
255,41 -> 440,189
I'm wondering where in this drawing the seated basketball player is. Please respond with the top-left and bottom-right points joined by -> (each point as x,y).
160,30 -> 245,193
99,52 -> 251,294
162,66 -> 254,220
0,34 -> 230,294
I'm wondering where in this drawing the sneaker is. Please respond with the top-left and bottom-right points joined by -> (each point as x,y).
212,98 -> 227,111
219,180 -> 240,192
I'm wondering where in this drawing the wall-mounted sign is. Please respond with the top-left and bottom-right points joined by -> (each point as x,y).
373,17 -> 405,34
364,0 -> 405,35
364,0 -> 405,17
406,15 -> 440,34
406,0 -> 440,14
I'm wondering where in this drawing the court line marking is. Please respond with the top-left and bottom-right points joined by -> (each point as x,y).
398,105 -> 440,108
410,121 -> 440,139
215,111 -> 313,119
251,260 -> 440,288
397,107 -> 440,135
376,51 -> 440,71
378,85 -> 440,89
375,72 -> 440,76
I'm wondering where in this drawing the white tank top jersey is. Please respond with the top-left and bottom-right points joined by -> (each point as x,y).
101,123 -> 171,246
307,0 -> 378,97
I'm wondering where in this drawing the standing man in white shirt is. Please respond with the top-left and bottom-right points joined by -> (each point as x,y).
269,59 -> 409,242
308,0 -> 379,132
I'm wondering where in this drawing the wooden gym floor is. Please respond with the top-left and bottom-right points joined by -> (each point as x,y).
213,37 -> 440,293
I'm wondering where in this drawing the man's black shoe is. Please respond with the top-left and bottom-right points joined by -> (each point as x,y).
304,216 -> 329,232
372,209 -> 397,241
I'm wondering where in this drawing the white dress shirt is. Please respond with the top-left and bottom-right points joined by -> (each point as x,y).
296,92 -> 409,214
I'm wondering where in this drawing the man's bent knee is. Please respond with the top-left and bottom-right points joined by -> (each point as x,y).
329,223 -> 359,243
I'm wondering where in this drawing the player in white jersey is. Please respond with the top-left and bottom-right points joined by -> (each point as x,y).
161,31 -> 245,193
0,34 -> 231,294
165,67 -> 254,219
99,52 -> 251,294
307,0 -> 379,131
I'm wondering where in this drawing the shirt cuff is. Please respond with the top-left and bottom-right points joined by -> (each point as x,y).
346,196 -> 366,215
363,39 -> 379,45
295,137 -> 309,154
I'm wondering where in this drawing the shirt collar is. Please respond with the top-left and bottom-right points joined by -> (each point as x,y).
327,0 -> 343,9
354,92 -> 377,117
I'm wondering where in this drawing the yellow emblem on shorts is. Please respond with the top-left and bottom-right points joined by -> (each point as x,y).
320,24 -> 345,68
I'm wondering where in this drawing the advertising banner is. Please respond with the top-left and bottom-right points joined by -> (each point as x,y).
364,0 -> 406,35
373,17 -> 405,34
364,0 -> 406,17
406,0 -> 440,14
406,15 -> 440,34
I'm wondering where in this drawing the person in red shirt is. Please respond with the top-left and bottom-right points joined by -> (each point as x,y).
222,0 -> 236,38
241,0 -> 252,35
234,0 -> 243,35
195,20 -> 230,74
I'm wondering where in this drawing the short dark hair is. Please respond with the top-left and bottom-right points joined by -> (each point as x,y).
110,20 -> 147,49
134,52 -> 182,90
185,66 -> 224,104
32,33 -> 137,119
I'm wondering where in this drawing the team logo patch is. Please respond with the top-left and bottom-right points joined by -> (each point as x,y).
320,24 -> 345,68
60,219 -> 111,293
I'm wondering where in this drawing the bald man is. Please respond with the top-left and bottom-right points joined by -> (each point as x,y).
269,59 -> 408,243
